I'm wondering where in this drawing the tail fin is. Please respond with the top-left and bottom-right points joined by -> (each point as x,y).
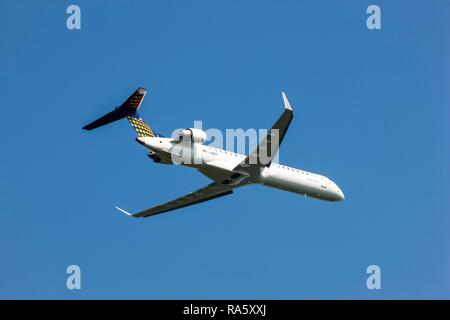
83,87 -> 160,137
126,113 -> 158,137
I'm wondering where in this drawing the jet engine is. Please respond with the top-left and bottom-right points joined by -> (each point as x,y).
147,151 -> 172,165
176,128 -> 207,143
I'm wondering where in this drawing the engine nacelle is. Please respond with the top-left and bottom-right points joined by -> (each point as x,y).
176,128 -> 207,144
147,151 -> 172,165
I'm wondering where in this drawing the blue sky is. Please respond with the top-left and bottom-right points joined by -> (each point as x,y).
0,0 -> 449,299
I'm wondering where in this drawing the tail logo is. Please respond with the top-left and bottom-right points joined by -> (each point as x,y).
127,115 -> 156,137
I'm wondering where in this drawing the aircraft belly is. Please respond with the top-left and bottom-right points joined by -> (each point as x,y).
261,167 -> 324,199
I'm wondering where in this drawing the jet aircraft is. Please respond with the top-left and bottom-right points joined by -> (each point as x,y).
83,88 -> 344,218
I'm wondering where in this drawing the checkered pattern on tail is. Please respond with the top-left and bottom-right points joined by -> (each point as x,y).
127,113 -> 157,137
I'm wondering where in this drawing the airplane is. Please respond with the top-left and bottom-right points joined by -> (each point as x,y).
83,88 -> 345,218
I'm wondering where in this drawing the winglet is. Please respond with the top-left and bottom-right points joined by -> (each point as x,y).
282,92 -> 293,111
115,206 -> 133,217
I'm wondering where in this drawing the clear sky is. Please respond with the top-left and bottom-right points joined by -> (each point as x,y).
1,0 -> 449,299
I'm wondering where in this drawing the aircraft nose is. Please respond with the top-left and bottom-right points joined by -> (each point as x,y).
337,188 -> 345,201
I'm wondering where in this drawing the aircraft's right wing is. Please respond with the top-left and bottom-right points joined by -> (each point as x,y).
115,182 -> 238,218
234,92 -> 294,176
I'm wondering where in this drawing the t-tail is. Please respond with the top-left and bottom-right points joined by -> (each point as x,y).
82,87 -> 160,137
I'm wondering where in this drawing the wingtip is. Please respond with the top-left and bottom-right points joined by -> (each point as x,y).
281,91 -> 293,111
115,206 -> 133,216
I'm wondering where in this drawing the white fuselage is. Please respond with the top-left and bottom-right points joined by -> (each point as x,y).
138,137 -> 345,202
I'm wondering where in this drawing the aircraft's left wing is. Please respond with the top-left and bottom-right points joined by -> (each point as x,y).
115,182 -> 238,218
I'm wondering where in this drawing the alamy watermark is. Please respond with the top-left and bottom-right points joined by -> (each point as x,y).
366,265 -> 381,290
66,265 -> 81,290
366,5 -> 381,30
66,5 -> 81,30
165,120 -> 280,166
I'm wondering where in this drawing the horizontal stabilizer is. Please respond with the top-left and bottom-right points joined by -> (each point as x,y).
83,87 -> 147,130
82,108 -> 127,130
115,206 -> 132,216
